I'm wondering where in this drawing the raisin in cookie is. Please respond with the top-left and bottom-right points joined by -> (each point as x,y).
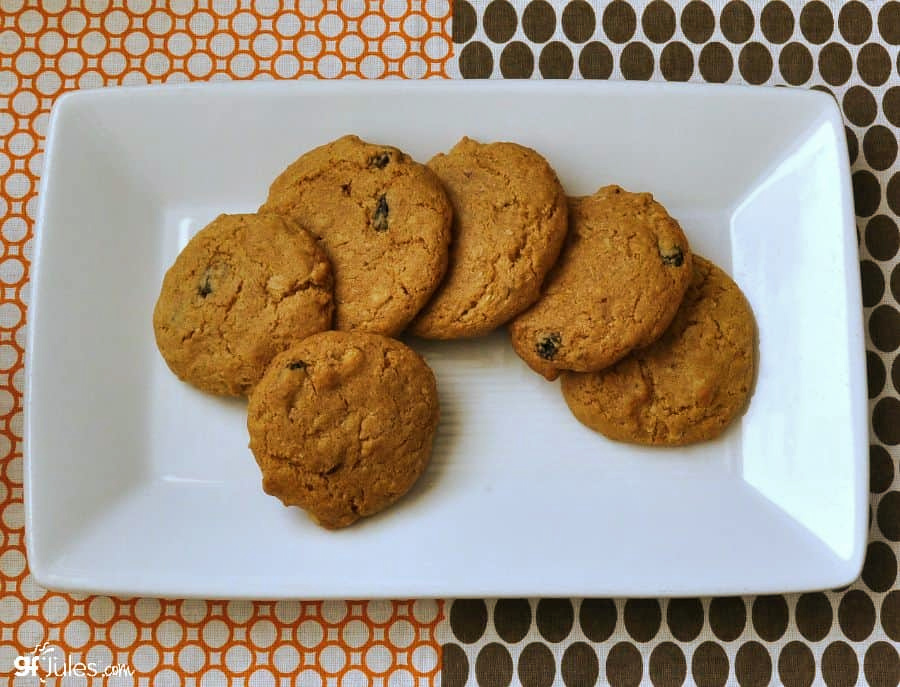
409,138 -> 568,338
153,213 -> 333,396
509,186 -> 693,380
561,256 -> 756,445
260,135 -> 452,336
247,331 -> 439,529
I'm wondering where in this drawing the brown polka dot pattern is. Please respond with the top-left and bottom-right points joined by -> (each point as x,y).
459,41 -> 493,77
445,3 -> 900,686
454,0 -> 478,43
822,641 -> 858,687
442,643 -> 469,687
819,42 -> 852,85
751,595 -> 789,641
484,0 -> 517,43
870,444 -> 895,493
681,1 -> 715,44
722,1 -> 755,43
692,641 -> 729,687
621,41 -> 655,78
603,2 -> 637,44
779,41 -> 813,84
844,85 -> 878,126
880,3 -> 900,45
862,260 -> 886,307
579,598 -> 617,641
795,592 -> 832,641
778,641 -> 816,687
858,43 -> 892,86
561,642 -> 598,687
885,87 -> 900,127
539,40 -> 574,77
517,642 -> 555,687
493,599 -> 531,643
623,599 -> 661,643
660,41 -> 694,80
579,41 -> 613,78
709,597 -> 746,641
866,216 -> 900,261
642,1 -> 675,44
761,1 -> 793,44
648,642 -> 686,687
838,1 -> 872,45
699,42 -> 734,82
667,598 -> 704,642
879,491 -> 900,539
475,643 -> 514,687
838,590 -> 876,641
853,169 -> 881,216
800,1 -> 833,44
882,591 -> 900,640
868,349 -> 886,397
535,599 -> 574,643
735,641 -> 772,687
607,641 -> 643,687
846,126 -> 860,165
521,0 -> 554,43
885,264 -> 900,309
864,642 -> 900,687
450,599 -> 488,644
561,0 -> 595,44
500,40 -> 534,77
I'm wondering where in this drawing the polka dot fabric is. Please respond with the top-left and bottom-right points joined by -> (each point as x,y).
444,1 -> 900,686
1,598 -> 443,685
4,0 -> 900,685
0,0 -> 451,684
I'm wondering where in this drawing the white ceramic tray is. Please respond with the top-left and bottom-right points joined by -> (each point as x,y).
26,81 -> 866,598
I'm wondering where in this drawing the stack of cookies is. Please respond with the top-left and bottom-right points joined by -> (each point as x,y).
153,134 -> 756,529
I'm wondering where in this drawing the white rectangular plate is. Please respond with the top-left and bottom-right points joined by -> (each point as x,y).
26,81 -> 867,598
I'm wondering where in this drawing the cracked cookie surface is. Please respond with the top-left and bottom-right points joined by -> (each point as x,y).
409,137 -> 568,339
260,135 -> 452,336
561,256 -> 756,446
509,186 -> 693,380
153,212 -> 333,397
247,331 -> 439,529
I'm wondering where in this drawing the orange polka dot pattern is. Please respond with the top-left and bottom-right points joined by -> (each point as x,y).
445,2 -> 900,687
0,0 -> 451,684
2,597 -> 443,684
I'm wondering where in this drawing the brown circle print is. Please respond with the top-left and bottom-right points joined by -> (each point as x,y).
260,135 -> 452,336
509,186 -> 693,380
410,138 -> 568,339
246,331 -> 439,529
153,213 -> 333,397
561,256 -> 756,446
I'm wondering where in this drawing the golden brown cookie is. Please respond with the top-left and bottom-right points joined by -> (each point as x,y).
260,135 -> 452,336
247,331 -> 439,529
509,186 -> 693,380
561,256 -> 756,445
409,137 -> 568,339
153,213 -> 333,396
